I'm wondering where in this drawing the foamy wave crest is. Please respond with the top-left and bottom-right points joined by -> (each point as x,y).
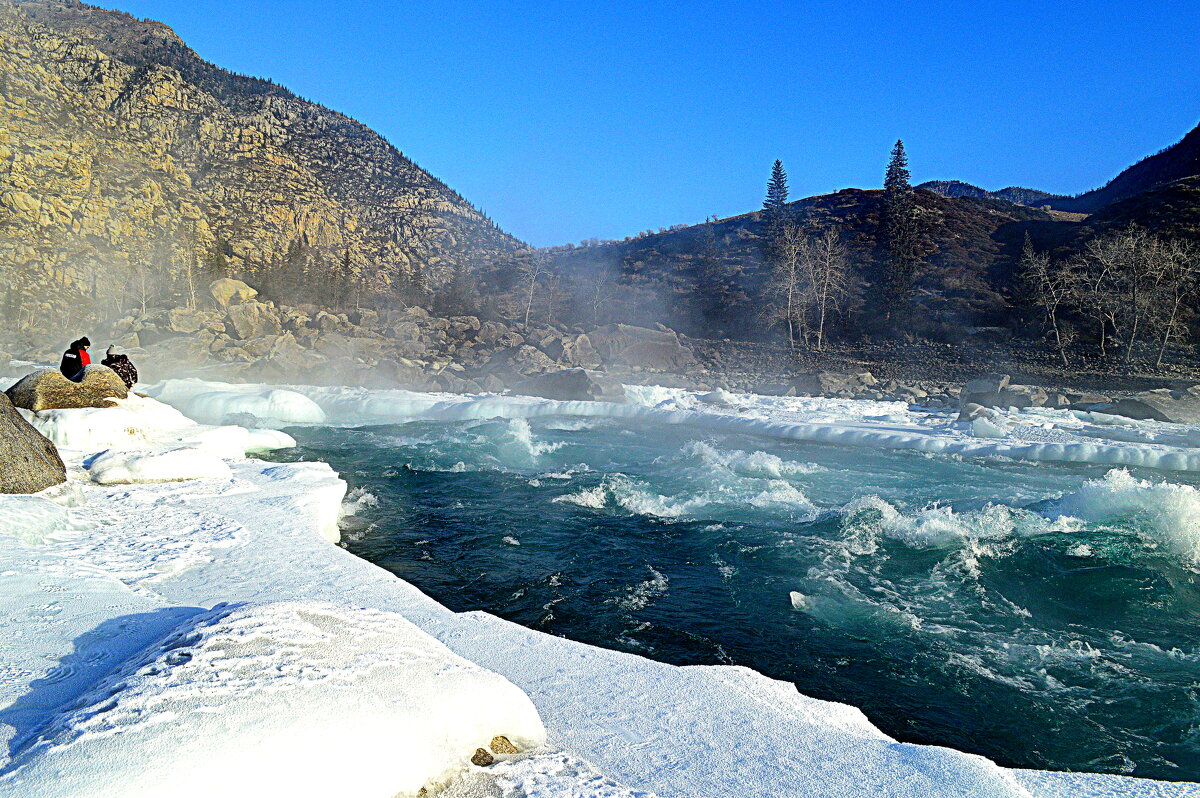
682,441 -> 822,479
840,496 -> 1057,550
340,486 -> 379,518
554,475 -> 816,520
1052,469 -> 1200,565
505,418 -> 565,460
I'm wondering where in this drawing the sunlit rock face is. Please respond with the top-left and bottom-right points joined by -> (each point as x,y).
0,0 -> 522,339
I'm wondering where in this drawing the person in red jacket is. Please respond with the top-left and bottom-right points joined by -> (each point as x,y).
59,337 -> 91,382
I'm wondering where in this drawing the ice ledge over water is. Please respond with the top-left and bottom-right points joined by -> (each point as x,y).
147,377 -> 1200,473
0,386 -> 1196,796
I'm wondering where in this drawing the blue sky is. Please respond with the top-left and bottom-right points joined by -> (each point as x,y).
108,1 -> 1200,246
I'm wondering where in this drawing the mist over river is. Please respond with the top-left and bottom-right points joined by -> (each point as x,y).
265,413 -> 1200,780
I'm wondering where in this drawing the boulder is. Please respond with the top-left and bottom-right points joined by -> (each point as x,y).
489,345 -> 556,374
1096,387 -> 1200,424
6,366 -> 128,412
226,300 -> 282,340
959,374 -> 1048,409
163,308 -> 207,334
543,334 -> 603,369
962,373 -> 1010,396
792,371 -> 878,397
511,369 -> 625,403
0,392 -> 67,494
478,321 -> 523,349
208,278 -> 258,308
587,324 -> 695,370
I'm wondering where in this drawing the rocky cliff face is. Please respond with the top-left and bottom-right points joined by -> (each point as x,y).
0,0 -> 521,342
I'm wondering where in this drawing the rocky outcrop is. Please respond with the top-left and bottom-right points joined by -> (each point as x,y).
587,324 -> 695,370
0,392 -> 66,493
511,369 -> 626,403
6,366 -> 129,411
0,1 -> 521,343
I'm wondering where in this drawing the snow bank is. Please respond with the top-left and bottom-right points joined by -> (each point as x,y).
28,394 -> 295,461
1,601 -> 545,798
87,447 -> 233,484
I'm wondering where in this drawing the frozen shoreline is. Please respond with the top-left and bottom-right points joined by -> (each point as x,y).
2,377 -> 1198,796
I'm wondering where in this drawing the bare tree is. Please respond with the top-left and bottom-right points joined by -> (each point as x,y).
1020,236 -> 1079,367
762,223 -> 807,349
802,228 -> 851,351
1151,238 -> 1200,368
516,249 -> 546,329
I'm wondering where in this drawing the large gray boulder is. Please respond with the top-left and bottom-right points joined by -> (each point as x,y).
208,278 -> 259,308
226,300 -> 282,340
6,366 -> 128,412
511,369 -> 626,403
791,370 -> 878,398
0,392 -> 66,494
1096,387 -> 1200,424
587,324 -> 695,370
959,374 -> 1047,409
543,334 -> 603,369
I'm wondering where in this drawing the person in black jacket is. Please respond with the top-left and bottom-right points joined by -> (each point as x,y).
59,337 -> 91,382
101,345 -> 138,390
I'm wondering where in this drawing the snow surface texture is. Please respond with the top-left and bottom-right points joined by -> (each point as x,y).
147,377 -> 1200,473
1,384 -> 1197,796
86,447 -> 232,484
3,602 -> 545,798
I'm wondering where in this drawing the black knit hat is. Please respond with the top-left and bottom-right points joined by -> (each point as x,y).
79,336 -> 91,347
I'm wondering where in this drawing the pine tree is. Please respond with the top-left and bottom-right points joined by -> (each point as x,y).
762,160 -> 792,268
880,140 -> 924,315
764,159 -> 789,212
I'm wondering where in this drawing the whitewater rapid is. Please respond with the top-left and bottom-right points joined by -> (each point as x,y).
3,374 -> 1200,796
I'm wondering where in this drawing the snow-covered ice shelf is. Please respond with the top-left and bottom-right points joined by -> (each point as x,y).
1,378 -> 1198,796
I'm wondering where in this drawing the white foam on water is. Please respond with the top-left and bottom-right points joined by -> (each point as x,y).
1052,469 -> 1200,565
615,567 -> 670,612
682,440 -> 823,479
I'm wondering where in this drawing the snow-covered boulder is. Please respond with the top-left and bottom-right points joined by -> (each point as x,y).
0,392 -> 66,493
0,601 -> 546,798
6,366 -> 128,412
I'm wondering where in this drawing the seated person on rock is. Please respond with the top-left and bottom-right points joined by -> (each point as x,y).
101,345 -> 138,390
59,336 -> 91,382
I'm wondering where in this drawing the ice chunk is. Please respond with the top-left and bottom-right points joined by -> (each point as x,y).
1,601 -> 546,798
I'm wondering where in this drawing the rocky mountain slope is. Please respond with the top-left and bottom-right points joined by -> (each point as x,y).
0,0 -> 521,344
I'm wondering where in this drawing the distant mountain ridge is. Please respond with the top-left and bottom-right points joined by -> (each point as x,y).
916,180 -> 1063,208
1047,121 -> 1200,213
